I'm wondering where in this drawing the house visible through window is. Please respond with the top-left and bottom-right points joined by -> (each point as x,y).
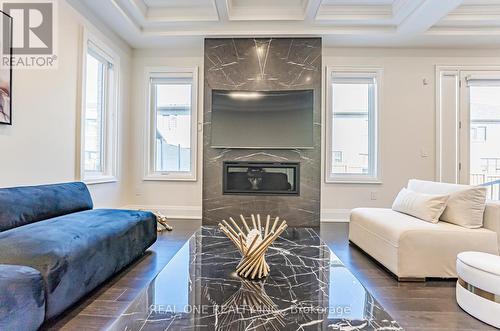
82,39 -> 117,183
333,151 -> 343,163
154,82 -> 191,172
146,69 -> 197,180
326,69 -> 380,182
471,125 -> 487,142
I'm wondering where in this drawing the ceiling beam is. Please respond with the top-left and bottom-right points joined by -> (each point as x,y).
215,0 -> 229,22
304,0 -> 322,22
143,24 -> 394,36
109,0 -> 143,32
116,0 -> 147,26
130,0 -> 147,17
397,0 -> 464,35
392,0 -> 425,25
315,4 -> 392,22
437,5 -> 500,27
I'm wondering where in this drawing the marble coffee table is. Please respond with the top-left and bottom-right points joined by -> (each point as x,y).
108,226 -> 403,331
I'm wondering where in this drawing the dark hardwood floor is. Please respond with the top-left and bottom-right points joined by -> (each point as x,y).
42,221 -> 495,331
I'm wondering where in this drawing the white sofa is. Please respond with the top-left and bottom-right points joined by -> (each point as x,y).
349,180 -> 500,280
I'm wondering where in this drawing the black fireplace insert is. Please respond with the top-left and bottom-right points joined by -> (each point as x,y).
223,162 -> 299,196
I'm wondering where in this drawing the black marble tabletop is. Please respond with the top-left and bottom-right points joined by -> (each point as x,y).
108,226 -> 403,331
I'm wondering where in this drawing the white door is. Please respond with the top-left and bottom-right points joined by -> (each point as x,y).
459,71 -> 500,199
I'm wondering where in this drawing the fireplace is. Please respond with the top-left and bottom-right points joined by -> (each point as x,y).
203,38 -> 321,226
223,162 -> 299,196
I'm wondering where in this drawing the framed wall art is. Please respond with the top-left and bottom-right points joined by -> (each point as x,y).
0,10 -> 12,125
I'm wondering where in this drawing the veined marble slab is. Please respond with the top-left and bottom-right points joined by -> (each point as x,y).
202,38 -> 322,227
108,227 -> 402,331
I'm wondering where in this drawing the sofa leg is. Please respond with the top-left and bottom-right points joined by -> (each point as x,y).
398,277 -> 426,282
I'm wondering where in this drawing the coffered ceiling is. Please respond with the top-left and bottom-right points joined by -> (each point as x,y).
69,0 -> 500,48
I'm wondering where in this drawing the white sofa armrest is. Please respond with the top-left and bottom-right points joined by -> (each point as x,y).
484,200 -> 500,254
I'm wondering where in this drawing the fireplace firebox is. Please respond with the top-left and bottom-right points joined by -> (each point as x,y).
223,162 -> 299,196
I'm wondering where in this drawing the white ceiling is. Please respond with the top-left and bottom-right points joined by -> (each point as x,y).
69,0 -> 500,49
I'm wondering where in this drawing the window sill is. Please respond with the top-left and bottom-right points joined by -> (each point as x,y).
143,174 -> 197,182
325,178 -> 382,185
83,176 -> 118,185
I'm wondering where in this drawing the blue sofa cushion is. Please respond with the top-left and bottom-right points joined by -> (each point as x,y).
0,264 -> 45,331
0,209 -> 157,319
0,182 -> 93,232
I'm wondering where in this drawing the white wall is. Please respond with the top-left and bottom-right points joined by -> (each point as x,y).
128,47 -> 500,220
321,48 -> 500,220
125,48 -> 203,218
0,1 -> 132,208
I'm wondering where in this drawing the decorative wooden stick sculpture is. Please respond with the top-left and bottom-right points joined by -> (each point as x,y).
142,210 -> 173,232
155,212 -> 173,232
219,214 -> 287,280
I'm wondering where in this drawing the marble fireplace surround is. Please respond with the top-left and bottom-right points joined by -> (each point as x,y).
203,38 -> 322,227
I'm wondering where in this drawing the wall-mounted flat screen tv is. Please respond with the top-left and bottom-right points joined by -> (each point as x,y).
211,89 -> 314,149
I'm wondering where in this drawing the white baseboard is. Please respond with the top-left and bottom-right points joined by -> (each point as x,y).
121,205 -> 350,223
320,209 -> 351,223
121,205 -> 202,220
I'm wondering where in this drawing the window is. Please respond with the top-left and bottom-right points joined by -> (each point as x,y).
80,36 -> 118,184
471,126 -> 487,142
145,68 -> 198,180
326,68 -> 381,183
436,67 -> 500,200
465,75 -> 500,192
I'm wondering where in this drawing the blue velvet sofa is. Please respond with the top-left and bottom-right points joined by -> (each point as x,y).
0,182 -> 157,331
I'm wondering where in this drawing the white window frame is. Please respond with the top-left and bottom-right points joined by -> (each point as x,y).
144,67 -> 198,181
435,65 -> 500,184
79,30 -> 119,185
325,66 -> 382,184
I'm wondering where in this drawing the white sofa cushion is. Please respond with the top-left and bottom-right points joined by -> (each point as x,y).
408,179 -> 487,229
392,188 -> 448,223
349,208 -> 499,278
